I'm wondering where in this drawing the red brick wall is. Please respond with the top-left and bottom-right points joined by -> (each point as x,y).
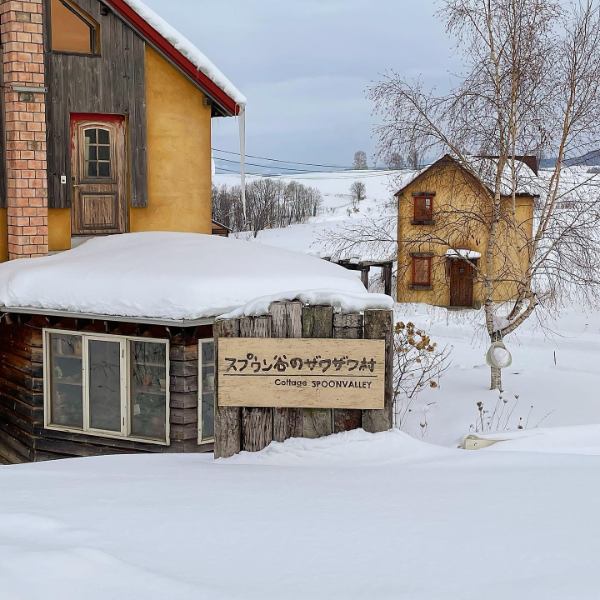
0,0 -> 48,259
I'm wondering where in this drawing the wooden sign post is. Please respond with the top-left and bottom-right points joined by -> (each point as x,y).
213,303 -> 393,458
218,338 -> 385,409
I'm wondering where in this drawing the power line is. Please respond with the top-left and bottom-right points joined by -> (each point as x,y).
216,166 -> 265,175
212,147 -> 354,170
215,156 -> 398,179
214,156 -> 334,173
215,168 -> 403,180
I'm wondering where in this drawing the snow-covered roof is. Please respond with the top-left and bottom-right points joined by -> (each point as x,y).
108,0 -> 246,111
464,156 -> 540,197
0,233 -> 392,323
396,154 -> 541,198
445,249 -> 482,260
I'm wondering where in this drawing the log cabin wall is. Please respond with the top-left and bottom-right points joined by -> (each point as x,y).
0,313 -> 212,463
43,0 -> 149,209
214,301 -> 394,458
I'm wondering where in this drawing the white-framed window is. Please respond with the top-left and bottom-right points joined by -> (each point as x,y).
198,339 -> 215,443
43,329 -> 170,445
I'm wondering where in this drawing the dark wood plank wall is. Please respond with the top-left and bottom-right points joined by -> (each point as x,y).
0,314 -> 212,463
43,0 -> 148,210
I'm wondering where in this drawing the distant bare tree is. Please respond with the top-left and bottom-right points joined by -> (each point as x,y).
246,178 -> 282,237
212,183 -> 245,232
212,179 -> 322,236
330,0 -> 600,390
353,150 -> 368,170
387,152 -> 404,170
350,181 -> 367,208
407,146 -> 422,169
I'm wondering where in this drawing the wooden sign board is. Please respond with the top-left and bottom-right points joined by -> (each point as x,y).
218,338 -> 385,409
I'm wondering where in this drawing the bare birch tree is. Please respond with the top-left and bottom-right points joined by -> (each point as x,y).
331,0 -> 600,389
350,181 -> 367,207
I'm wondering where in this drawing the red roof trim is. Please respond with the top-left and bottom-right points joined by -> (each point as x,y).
104,0 -> 239,116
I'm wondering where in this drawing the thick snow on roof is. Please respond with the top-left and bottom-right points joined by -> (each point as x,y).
0,233 -> 391,322
121,0 -> 246,106
445,249 -> 482,260
464,156 -> 540,196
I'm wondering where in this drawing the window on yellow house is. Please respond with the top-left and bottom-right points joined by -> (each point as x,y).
50,0 -> 99,54
412,257 -> 431,287
413,196 -> 433,222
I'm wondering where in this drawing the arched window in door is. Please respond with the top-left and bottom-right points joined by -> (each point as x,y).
83,128 -> 111,178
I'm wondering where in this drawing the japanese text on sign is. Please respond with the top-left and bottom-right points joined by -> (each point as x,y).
217,338 -> 385,410
223,354 -> 378,374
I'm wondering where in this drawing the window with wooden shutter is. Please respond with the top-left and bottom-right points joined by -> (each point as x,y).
414,196 -> 433,221
412,257 -> 432,286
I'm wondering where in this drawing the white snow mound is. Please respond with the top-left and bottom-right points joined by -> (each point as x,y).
0,232 -> 392,321
225,428 -> 455,466
480,424 -> 600,455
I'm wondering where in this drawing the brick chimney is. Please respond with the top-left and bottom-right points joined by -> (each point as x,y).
0,0 -> 48,259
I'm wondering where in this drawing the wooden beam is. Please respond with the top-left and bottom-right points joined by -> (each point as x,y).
302,306 -> 333,438
213,318 -> 241,458
241,316 -> 274,452
333,313 -> 363,433
361,266 -> 370,289
382,262 -> 394,297
271,301 -> 303,442
362,310 -> 393,432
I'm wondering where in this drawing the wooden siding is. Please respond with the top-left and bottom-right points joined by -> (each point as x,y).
0,314 -> 212,463
214,302 -> 394,459
44,0 -> 148,209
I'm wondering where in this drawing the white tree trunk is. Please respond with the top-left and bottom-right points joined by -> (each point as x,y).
490,365 -> 502,391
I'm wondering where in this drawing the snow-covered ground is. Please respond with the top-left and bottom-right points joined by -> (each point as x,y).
392,303 -> 600,446
216,169 -> 600,446
2,429 -> 600,599
3,170 -> 600,598
215,169 -> 405,259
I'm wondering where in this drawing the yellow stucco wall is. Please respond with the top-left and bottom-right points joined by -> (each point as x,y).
0,209 -> 7,262
129,46 -> 213,234
396,162 -> 534,307
48,209 -> 72,251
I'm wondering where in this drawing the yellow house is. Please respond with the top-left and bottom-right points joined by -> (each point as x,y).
395,154 -> 537,308
0,0 -> 245,262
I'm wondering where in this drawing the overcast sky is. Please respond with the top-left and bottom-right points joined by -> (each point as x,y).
143,0 -> 460,171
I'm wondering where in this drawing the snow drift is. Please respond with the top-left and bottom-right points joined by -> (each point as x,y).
2,428 -> 600,599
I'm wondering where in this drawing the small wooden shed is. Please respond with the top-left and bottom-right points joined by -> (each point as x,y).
0,233 -> 394,463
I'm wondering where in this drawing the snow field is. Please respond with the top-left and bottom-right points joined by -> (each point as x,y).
2,429 -> 600,599
2,169 -> 600,598
217,169 -> 600,445
393,303 -> 600,446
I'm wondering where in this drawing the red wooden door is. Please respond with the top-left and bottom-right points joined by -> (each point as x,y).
449,260 -> 474,307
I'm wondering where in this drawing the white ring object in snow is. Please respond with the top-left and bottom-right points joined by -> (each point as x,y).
486,341 -> 513,369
